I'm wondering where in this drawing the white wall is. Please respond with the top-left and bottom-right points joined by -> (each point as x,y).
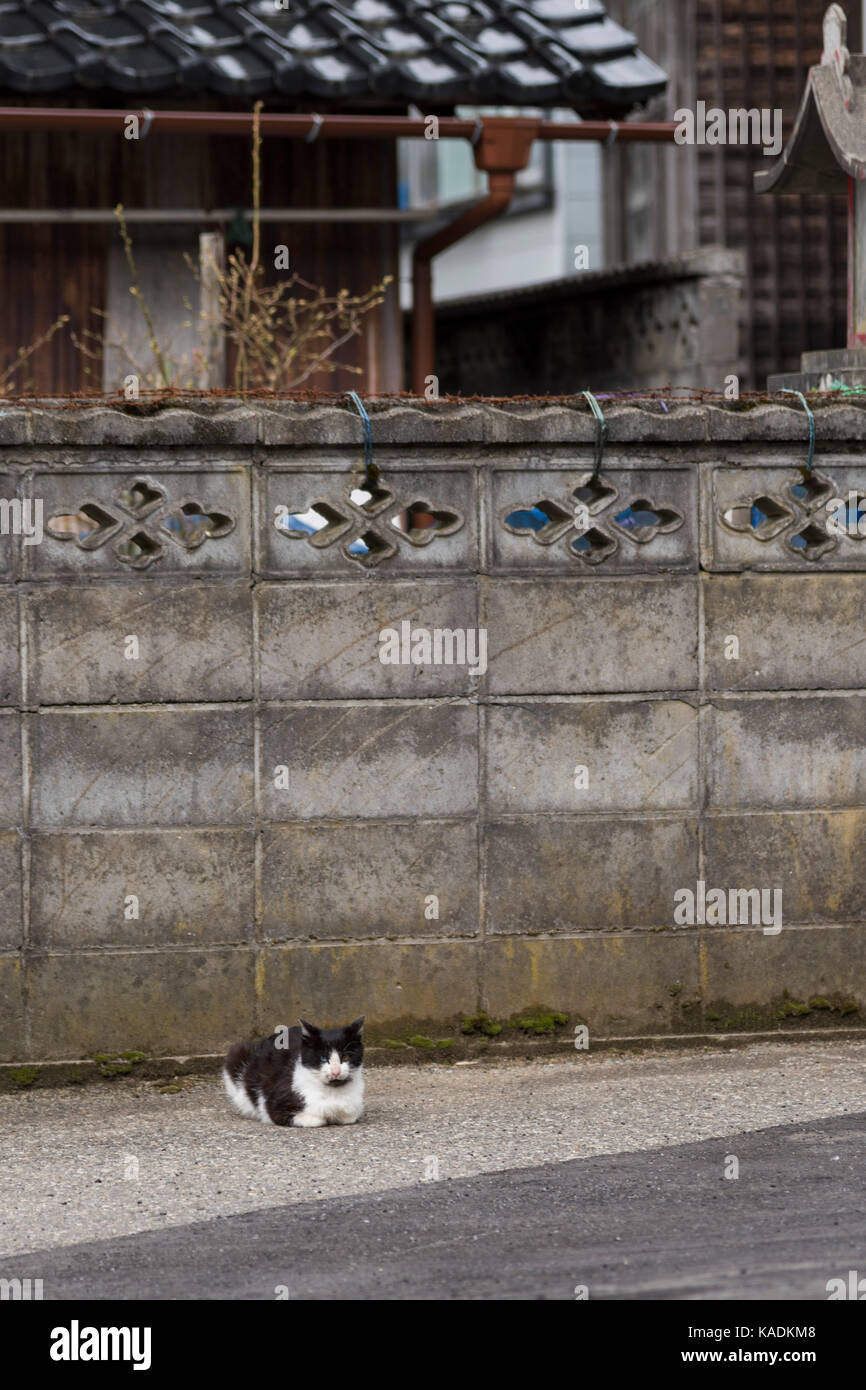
399,133 -> 604,309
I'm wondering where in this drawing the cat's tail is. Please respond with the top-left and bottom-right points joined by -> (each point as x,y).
223,1040 -> 259,1120
223,1039 -> 251,1085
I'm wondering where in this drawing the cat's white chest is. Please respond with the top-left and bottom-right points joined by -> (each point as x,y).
293,1063 -> 364,1126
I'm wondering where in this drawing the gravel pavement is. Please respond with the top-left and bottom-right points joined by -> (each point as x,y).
1,1040 -> 864,1260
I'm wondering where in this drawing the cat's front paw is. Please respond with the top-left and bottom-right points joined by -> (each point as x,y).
292,1112 -> 326,1127
332,1112 -> 361,1124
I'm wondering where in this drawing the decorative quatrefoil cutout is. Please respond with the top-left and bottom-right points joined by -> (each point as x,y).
46,502 -> 121,549
276,478 -> 463,568
568,526 -> 619,565
611,497 -> 684,545
277,501 -> 353,547
717,470 -> 861,564
721,495 -> 793,542
343,529 -> 397,568
503,500 -> 573,545
789,472 -> 834,512
160,502 -> 235,550
114,530 -> 163,569
44,478 -> 236,569
571,474 -> 618,514
390,500 -> 463,546
503,473 -> 683,568
788,522 -> 838,562
114,478 -> 165,518
347,481 -> 395,516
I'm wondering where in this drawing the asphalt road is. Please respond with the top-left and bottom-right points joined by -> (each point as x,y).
3,1109 -> 863,1300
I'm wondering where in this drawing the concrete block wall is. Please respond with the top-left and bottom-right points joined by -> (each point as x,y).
0,397 -> 865,1061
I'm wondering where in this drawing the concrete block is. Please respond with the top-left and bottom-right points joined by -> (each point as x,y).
0,473 -> 16,576
25,468 -> 250,578
482,934 -> 702,1034
28,949 -> 255,1058
0,956 -> 26,1060
706,460 -> 866,571
0,712 -> 21,827
260,704 -> 477,819
26,583 -> 253,705
261,820 -> 477,940
31,708 -> 254,827
484,578 -> 698,694
705,574 -> 866,691
707,696 -> 866,809
705,810 -> 866,925
258,580 -> 479,699
0,834 -> 22,949
485,816 -> 698,931
701,925 -> 865,1017
30,830 -> 255,947
486,700 -> 698,813
0,592 -> 18,705
491,465 -> 697,573
258,467 -> 475,575
258,941 -> 480,1033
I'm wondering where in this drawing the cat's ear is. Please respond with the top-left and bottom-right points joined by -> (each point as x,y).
348,1016 -> 366,1034
299,1018 -> 320,1038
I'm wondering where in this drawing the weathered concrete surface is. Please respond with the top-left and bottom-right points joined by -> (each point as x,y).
27,950 -> 254,1059
25,583 -> 253,704
261,820 -> 478,940
482,578 -> 699,694
0,711 -> 21,827
706,696 -> 866,809
484,818 -> 698,932
259,703 -> 477,820
30,707 -> 255,827
704,811 -> 866,925
0,1043 -> 863,1273
0,591 -> 18,705
5,1110 -> 863,1300
29,830 -> 256,947
258,580 -> 479,699
485,700 -> 698,812
257,941 -> 479,1035
705,574 -> 866,690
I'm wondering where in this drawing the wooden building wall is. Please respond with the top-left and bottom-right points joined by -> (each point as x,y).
605,0 -> 856,389
0,124 -> 401,395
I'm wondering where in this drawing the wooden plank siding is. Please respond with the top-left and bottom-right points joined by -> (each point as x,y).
605,0 -> 855,389
0,124 -> 401,394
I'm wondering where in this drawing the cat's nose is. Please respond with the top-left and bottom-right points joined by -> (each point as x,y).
330,1065 -> 341,1077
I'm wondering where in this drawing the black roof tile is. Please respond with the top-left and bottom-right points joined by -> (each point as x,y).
0,0 -> 666,107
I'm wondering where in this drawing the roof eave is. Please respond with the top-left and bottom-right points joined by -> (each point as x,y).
755,59 -> 866,196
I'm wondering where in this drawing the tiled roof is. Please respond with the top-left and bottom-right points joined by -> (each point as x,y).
0,0 -> 667,109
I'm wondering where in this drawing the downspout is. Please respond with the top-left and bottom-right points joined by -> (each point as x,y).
411,118 -> 540,396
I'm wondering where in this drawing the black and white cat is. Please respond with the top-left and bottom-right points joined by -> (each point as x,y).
223,1017 -> 365,1127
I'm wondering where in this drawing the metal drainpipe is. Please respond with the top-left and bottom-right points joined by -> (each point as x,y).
410,117 -> 540,397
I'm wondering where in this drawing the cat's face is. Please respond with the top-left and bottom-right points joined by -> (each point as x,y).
299,1017 -> 365,1087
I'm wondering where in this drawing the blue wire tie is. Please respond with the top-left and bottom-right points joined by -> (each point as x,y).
780,388 -> 815,476
582,390 -> 607,479
346,390 -> 375,483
